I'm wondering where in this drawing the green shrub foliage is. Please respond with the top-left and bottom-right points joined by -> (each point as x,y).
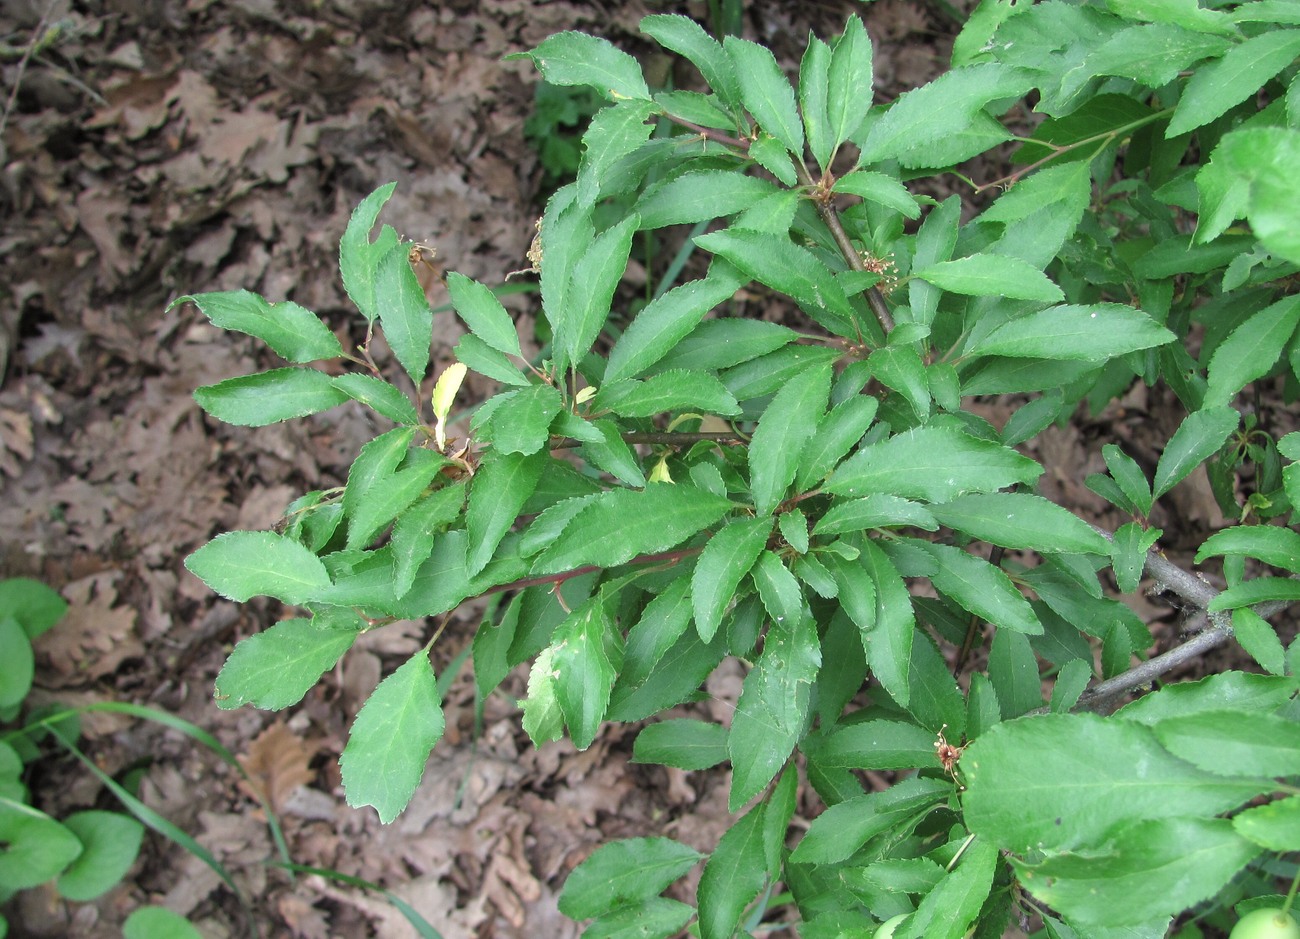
179,3 -> 1300,935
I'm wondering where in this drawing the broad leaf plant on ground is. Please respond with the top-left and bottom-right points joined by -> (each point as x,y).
177,2 -> 1300,936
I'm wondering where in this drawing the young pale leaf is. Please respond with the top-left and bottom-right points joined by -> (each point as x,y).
1166,30 -> 1300,137
340,651 -> 445,824
552,600 -> 621,749
748,363 -> 832,515
559,837 -> 704,921
827,15 -> 873,150
536,483 -> 733,574
1197,526 -> 1300,574
697,805 -> 767,939
962,713 -> 1272,854
929,493 -> 1111,556
695,228 -> 856,338
564,214 -> 639,367
594,370 -> 741,418
632,719 -> 729,771
174,291 -> 343,363
605,265 -> 744,384
728,614 -> 819,811
466,449 -> 547,576
194,368 -> 350,427
375,245 -> 434,386
56,810 -> 145,902
1204,294 -> 1300,409
446,272 -> 522,358
339,182 -> 400,322
857,63 -> 1033,165
723,36 -> 804,156
833,170 -> 920,219
1013,818 -> 1260,929
331,373 -> 420,426
968,304 -> 1174,361
1152,406 -> 1239,498
514,31 -> 651,101
799,35 -> 833,169
928,543 -> 1043,635
214,616 -> 360,710
692,515 -> 773,642
825,426 -> 1043,503
913,255 -> 1064,302
640,14 -> 741,107
634,171 -> 781,230
795,395 -> 879,490
576,100 -> 657,208
186,531 -> 331,604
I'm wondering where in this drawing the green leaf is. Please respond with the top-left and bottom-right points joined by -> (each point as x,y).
564,214 -> 639,367
0,617 -> 33,710
123,907 -> 203,939
1111,522 -> 1162,595
479,383 -> 564,455
375,244 -> 433,386
515,31 -> 651,101
331,373 -> 420,425
857,540 -> 915,706
750,551 -> 804,628
194,367 -> 350,426
340,650 -> 445,824
930,493 -> 1111,555
728,614 -> 819,810
868,346 -> 930,421
580,419 -> 647,487
722,345 -> 844,401
1102,443 -> 1154,517
1077,23 -> 1231,90
1233,607 -> 1289,676
962,712 -> 1272,854
811,719 -> 937,770
1204,294 -> 1300,408
789,776 -> 950,865
833,170 -> 920,219
339,182 -> 400,322
828,15 -> 874,151
1152,406 -> 1240,498
584,898 -> 695,939
825,426 -> 1043,503
1051,658 -> 1094,713
724,36 -> 804,155
697,803 -> 767,939
455,333 -> 530,386
928,542 -> 1042,635
968,304 -> 1175,361
635,171 -> 781,230
1166,30 -> 1300,137
175,291 -> 343,363
814,494 -> 938,535
1197,525 -> 1300,574
694,229 -> 857,338
0,577 -> 66,640
347,452 -> 446,550
606,266 -> 745,383
552,600 -> 621,749
914,254 -> 1064,302
214,616 -> 360,711
185,531 -> 331,604
657,318 -> 799,374
577,100 -> 657,208
749,132 -> 797,185
1108,0 -> 1236,34
982,161 -> 1092,226
595,370 -> 740,418
0,801 -> 82,890
1217,126 -> 1300,265
446,272 -> 522,358
1013,817 -> 1260,928
466,449 -> 547,576
560,837 -> 703,920
988,629 -> 1044,718
55,810 -> 145,901
1233,796 -> 1300,851
640,14 -> 741,107
1153,709 -> 1300,777
536,483 -> 733,574
522,645 -> 564,745
1117,671 -> 1299,725
857,63 -> 1033,165
692,516 -> 774,642
748,363 -> 832,515
633,719 -> 729,771
800,35 -> 833,169
905,840 -> 998,939
795,395 -> 880,491
1209,577 -> 1300,612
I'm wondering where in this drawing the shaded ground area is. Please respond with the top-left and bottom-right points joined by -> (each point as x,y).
1,1 -> 1290,936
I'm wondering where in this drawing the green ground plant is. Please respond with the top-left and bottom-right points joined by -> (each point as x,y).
177,2 -> 1300,936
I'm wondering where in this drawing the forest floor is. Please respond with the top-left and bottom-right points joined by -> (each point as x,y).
0,0 -> 1284,936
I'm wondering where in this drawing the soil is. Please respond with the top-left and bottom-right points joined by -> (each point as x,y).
0,1 -> 1294,937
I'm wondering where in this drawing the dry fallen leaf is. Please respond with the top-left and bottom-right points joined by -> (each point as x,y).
237,721 -> 320,815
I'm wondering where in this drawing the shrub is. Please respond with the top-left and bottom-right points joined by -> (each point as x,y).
178,4 -> 1300,936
